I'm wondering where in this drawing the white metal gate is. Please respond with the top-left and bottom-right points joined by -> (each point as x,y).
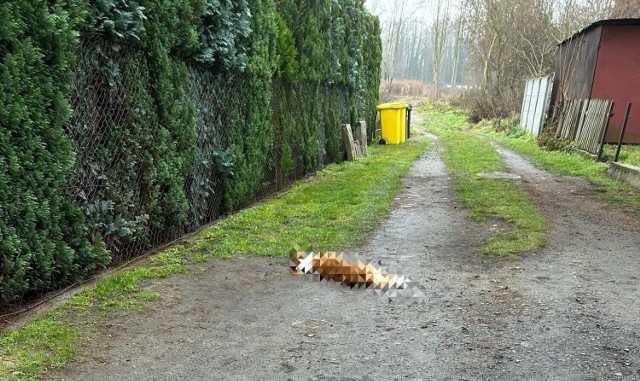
520,75 -> 554,136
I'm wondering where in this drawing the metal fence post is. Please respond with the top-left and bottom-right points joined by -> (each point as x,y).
406,105 -> 412,139
596,102 -> 614,161
614,102 -> 632,162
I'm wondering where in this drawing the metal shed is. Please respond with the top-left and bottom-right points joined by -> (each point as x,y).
551,18 -> 640,143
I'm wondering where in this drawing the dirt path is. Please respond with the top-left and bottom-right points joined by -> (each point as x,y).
46,133 -> 640,381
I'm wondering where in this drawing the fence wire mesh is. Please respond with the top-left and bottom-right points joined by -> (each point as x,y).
188,67 -> 244,230
64,35 -> 355,264
66,35 -> 159,261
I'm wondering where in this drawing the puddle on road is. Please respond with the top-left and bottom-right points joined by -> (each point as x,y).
476,171 -> 522,180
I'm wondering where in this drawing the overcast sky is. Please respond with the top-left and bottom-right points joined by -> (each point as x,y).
365,0 -> 465,26
365,0 -> 426,22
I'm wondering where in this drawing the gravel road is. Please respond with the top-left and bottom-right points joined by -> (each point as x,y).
47,134 -> 640,381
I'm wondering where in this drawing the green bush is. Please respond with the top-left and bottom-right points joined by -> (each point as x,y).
221,0 -> 277,210
224,0 -> 383,209
68,0 -> 200,254
85,0 -> 147,44
537,131 -> 576,152
360,10 -> 382,138
0,0 -> 382,302
274,0 -> 381,156
193,0 -> 252,70
273,10 -> 298,81
277,0 -> 332,83
0,1 -> 109,302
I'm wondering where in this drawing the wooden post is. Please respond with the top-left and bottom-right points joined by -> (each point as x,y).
342,124 -> 357,161
355,121 -> 368,157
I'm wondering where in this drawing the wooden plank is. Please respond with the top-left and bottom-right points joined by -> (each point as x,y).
586,100 -> 597,148
583,100 -> 597,151
596,100 -> 614,156
570,99 -> 612,154
342,124 -> 357,161
557,102 -> 567,138
576,99 -> 593,149
581,100 -> 595,150
574,100 -> 585,145
355,121 -> 367,157
575,99 -> 590,142
591,100 -> 612,153
558,102 -> 571,139
596,101 -> 607,151
564,100 -> 579,140
555,102 -> 567,138
585,100 -> 602,153
565,101 -> 576,137
586,100 -> 605,153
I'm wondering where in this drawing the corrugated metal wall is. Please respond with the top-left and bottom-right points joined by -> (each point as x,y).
520,75 -> 554,136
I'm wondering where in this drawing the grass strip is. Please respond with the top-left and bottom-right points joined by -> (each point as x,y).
603,144 -> 640,167
0,138 -> 429,380
0,250 -> 191,381
193,139 -> 431,256
421,109 -> 548,256
480,129 -> 640,214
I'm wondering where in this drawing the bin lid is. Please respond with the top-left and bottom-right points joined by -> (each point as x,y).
376,102 -> 409,110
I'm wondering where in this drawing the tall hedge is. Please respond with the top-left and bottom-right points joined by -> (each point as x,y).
67,0 -> 200,255
362,13 -> 383,136
272,0 -> 381,168
0,1 -> 109,302
222,0 -> 278,210
0,0 -> 381,303
131,0 -> 197,235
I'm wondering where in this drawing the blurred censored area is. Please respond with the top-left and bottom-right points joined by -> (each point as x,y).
290,251 -> 426,304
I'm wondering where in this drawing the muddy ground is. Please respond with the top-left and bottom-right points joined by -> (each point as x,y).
45,132 -> 640,381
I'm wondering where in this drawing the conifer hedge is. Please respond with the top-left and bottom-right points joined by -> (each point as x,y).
0,0 -> 382,302
0,1 -> 109,302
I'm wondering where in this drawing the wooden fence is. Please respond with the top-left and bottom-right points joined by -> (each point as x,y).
554,99 -> 613,154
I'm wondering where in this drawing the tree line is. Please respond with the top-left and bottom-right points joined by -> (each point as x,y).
369,0 -> 640,117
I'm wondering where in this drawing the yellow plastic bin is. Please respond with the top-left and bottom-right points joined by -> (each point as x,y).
376,102 -> 408,144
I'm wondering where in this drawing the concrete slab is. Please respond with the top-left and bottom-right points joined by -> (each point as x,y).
607,162 -> 640,189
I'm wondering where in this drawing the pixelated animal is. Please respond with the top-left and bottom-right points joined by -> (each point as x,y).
290,251 -> 411,290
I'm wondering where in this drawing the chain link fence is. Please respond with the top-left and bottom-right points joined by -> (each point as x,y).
66,35 -> 159,261
64,35 -> 356,264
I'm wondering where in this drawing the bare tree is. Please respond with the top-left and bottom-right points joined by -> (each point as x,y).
367,0 -> 622,105
508,0 -> 556,78
431,0 -> 451,97
379,0 -> 414,91
450,0 -> 466,87
610,0 -> 640,16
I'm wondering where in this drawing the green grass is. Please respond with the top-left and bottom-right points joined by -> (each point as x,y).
479,129 -> 640,214
0,248 -> 194,380
192,139 -> 431,257
421,108 -> 548,256
603,144 -> 640,167
0,138 -> 430,380
0,316 -> 86,379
